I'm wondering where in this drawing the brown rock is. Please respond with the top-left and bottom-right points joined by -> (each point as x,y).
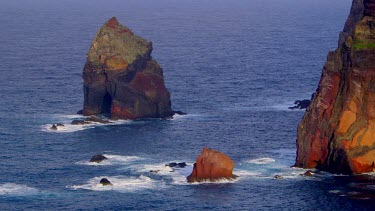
99,178 -> 112,186
82,17 -> 173,120
90,154 -> 108,163
187,147 -> 236,183
302,170 -> 314,177
85,116 -> 111,124
295,0 -> 375,174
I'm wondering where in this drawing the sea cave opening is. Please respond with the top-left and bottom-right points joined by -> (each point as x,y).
101,92 -> 113,116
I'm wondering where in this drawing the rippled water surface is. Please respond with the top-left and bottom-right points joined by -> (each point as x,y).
1,0 -> 374,210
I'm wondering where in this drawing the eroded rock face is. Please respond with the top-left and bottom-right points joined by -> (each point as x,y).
82,17 -> 173,120
295,0 -> 375,174
187,147 -> 235,182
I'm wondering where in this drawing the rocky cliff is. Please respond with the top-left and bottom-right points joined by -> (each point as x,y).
295,0 -> 375,174
82,17 -> 173,119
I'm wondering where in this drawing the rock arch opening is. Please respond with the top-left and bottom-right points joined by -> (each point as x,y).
101,92 -> 112,115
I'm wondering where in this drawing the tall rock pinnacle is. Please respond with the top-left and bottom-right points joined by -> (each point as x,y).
295,0 -> 375,174
82,17 -> 173,119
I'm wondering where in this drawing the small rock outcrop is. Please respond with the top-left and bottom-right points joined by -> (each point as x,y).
274,175 -> 283,179
50,124 -> 58,130
187,147 -> 236,183
288,99 -> 311,110
165,162 -> 187,168
303,170 -> 314,177
50,124 -> 65,130
295,0 -> 375,174
90,154 -> 108,163
71,120 -> 89,125
82,17 -> 173,120
99,178 -> 112,186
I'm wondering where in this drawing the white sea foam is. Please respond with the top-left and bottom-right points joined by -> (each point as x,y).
70,175 -> 161,192
245,157 -> 276,165
54,114 -> 83,119
76,154 -> 143,166
43,115 -> 132,133
329,190 -> 342,194
170,113 -> 202,121
42,123 -> 95,133
0,183 -> 39,196
133,162 -> 194,184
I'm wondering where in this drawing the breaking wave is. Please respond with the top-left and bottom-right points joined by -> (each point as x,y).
69,175 -> 161,192
0,183 -> 39,196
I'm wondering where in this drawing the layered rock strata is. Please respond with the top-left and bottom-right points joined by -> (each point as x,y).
295,0 -> 375,174
82,17 -> 173,119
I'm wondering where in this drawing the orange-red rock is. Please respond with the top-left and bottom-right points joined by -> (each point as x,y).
295,0 -> 375,174
187,147 -> 236,182
82,17 -> 173,119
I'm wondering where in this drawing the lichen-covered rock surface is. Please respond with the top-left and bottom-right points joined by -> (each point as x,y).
82,17 -> 173,119
295,0 -> 375,174
187,147 -> 236,182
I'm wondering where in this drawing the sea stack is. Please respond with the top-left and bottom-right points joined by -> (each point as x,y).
82,17 -> 173,119
187,147 -> 236,182
295,0 -> 375,174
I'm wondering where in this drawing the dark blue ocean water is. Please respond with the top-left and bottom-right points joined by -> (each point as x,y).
1,0 -> 374,210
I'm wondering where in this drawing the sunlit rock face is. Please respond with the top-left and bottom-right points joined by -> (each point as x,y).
82,17 -> 173,119
295,0 -> 375,174
187,147 -> 236,182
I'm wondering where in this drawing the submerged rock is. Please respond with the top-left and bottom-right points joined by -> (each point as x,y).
85,116 -> 111,124
187,147 -> 236,183
165,162 -> 178,168
82,17 -> 173,120
56,123 -> 65,127
90,154 -> 108,163
300,170 -> 314,177
288,99 -> 311,110
177,162 -> 187,168
274,175 -> 283,179
50,124 -> 58,130
173,111 -> 187,115
165,162 -> 187,168
295,0 -> 375,174
71,120 -> 89,125
99,178 -> 112,186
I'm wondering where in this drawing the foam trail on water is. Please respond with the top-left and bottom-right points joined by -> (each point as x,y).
170,113 -> 204,121
42,113 -> 132,133
135,162 -> 245,185
42,124 -> 95,133
0,183 -> 39,196
245,157 -> 276,165
70,175 -> 161,192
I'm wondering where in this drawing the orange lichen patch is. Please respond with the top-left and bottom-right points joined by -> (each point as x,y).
106,17 -> 119,29
105,56 -> 128,70
337,110 -> 357,134
99,55 -> 106,64
351,151 -> 375,173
